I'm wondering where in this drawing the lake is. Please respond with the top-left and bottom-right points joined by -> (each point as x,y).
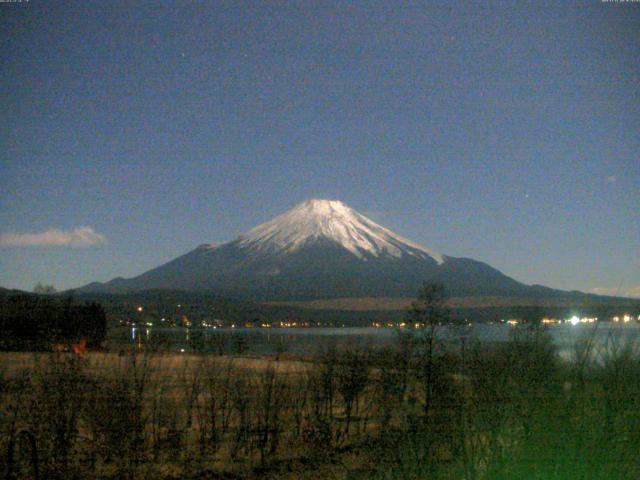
111,322 -> 640,361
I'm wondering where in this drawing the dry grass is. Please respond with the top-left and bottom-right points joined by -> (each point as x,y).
1,351 -> 311,376
1,330 -> 639,480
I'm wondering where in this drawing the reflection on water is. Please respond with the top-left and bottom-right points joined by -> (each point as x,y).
119,322 -> 640,361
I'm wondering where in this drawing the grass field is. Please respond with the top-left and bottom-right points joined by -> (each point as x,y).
1,326 -> 639,479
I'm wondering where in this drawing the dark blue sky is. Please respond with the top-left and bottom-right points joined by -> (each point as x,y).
1,1 -> 639,296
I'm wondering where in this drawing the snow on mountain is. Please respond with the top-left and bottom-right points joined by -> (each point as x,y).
77,198 -> 595,302
239,199 -> 444,264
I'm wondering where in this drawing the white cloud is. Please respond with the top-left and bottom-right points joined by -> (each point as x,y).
0,227 -> 107,248
588,285 -> 640,299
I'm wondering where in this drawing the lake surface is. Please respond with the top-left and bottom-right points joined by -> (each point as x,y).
111,322 -> 640,361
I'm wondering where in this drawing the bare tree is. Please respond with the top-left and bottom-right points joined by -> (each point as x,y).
408,282 -> 451,423
253,363 -> 288,465
335,346 -> 369,443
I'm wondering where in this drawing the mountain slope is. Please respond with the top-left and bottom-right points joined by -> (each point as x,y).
78,199 -> 590,301
239,199 -> 444,262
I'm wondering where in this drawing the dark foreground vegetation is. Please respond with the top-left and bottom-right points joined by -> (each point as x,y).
1,332 -> 639,477
0,295 -> 107,351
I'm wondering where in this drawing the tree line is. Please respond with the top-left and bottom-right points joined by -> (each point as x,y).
0,294 -> 107,351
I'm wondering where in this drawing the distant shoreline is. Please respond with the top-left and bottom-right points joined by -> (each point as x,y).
266,295 -> 640,311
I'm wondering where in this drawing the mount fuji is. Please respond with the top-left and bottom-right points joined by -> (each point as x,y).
79,199 -> 576,301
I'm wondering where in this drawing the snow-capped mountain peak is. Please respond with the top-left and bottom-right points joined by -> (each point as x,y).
239,199 -> 444,264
